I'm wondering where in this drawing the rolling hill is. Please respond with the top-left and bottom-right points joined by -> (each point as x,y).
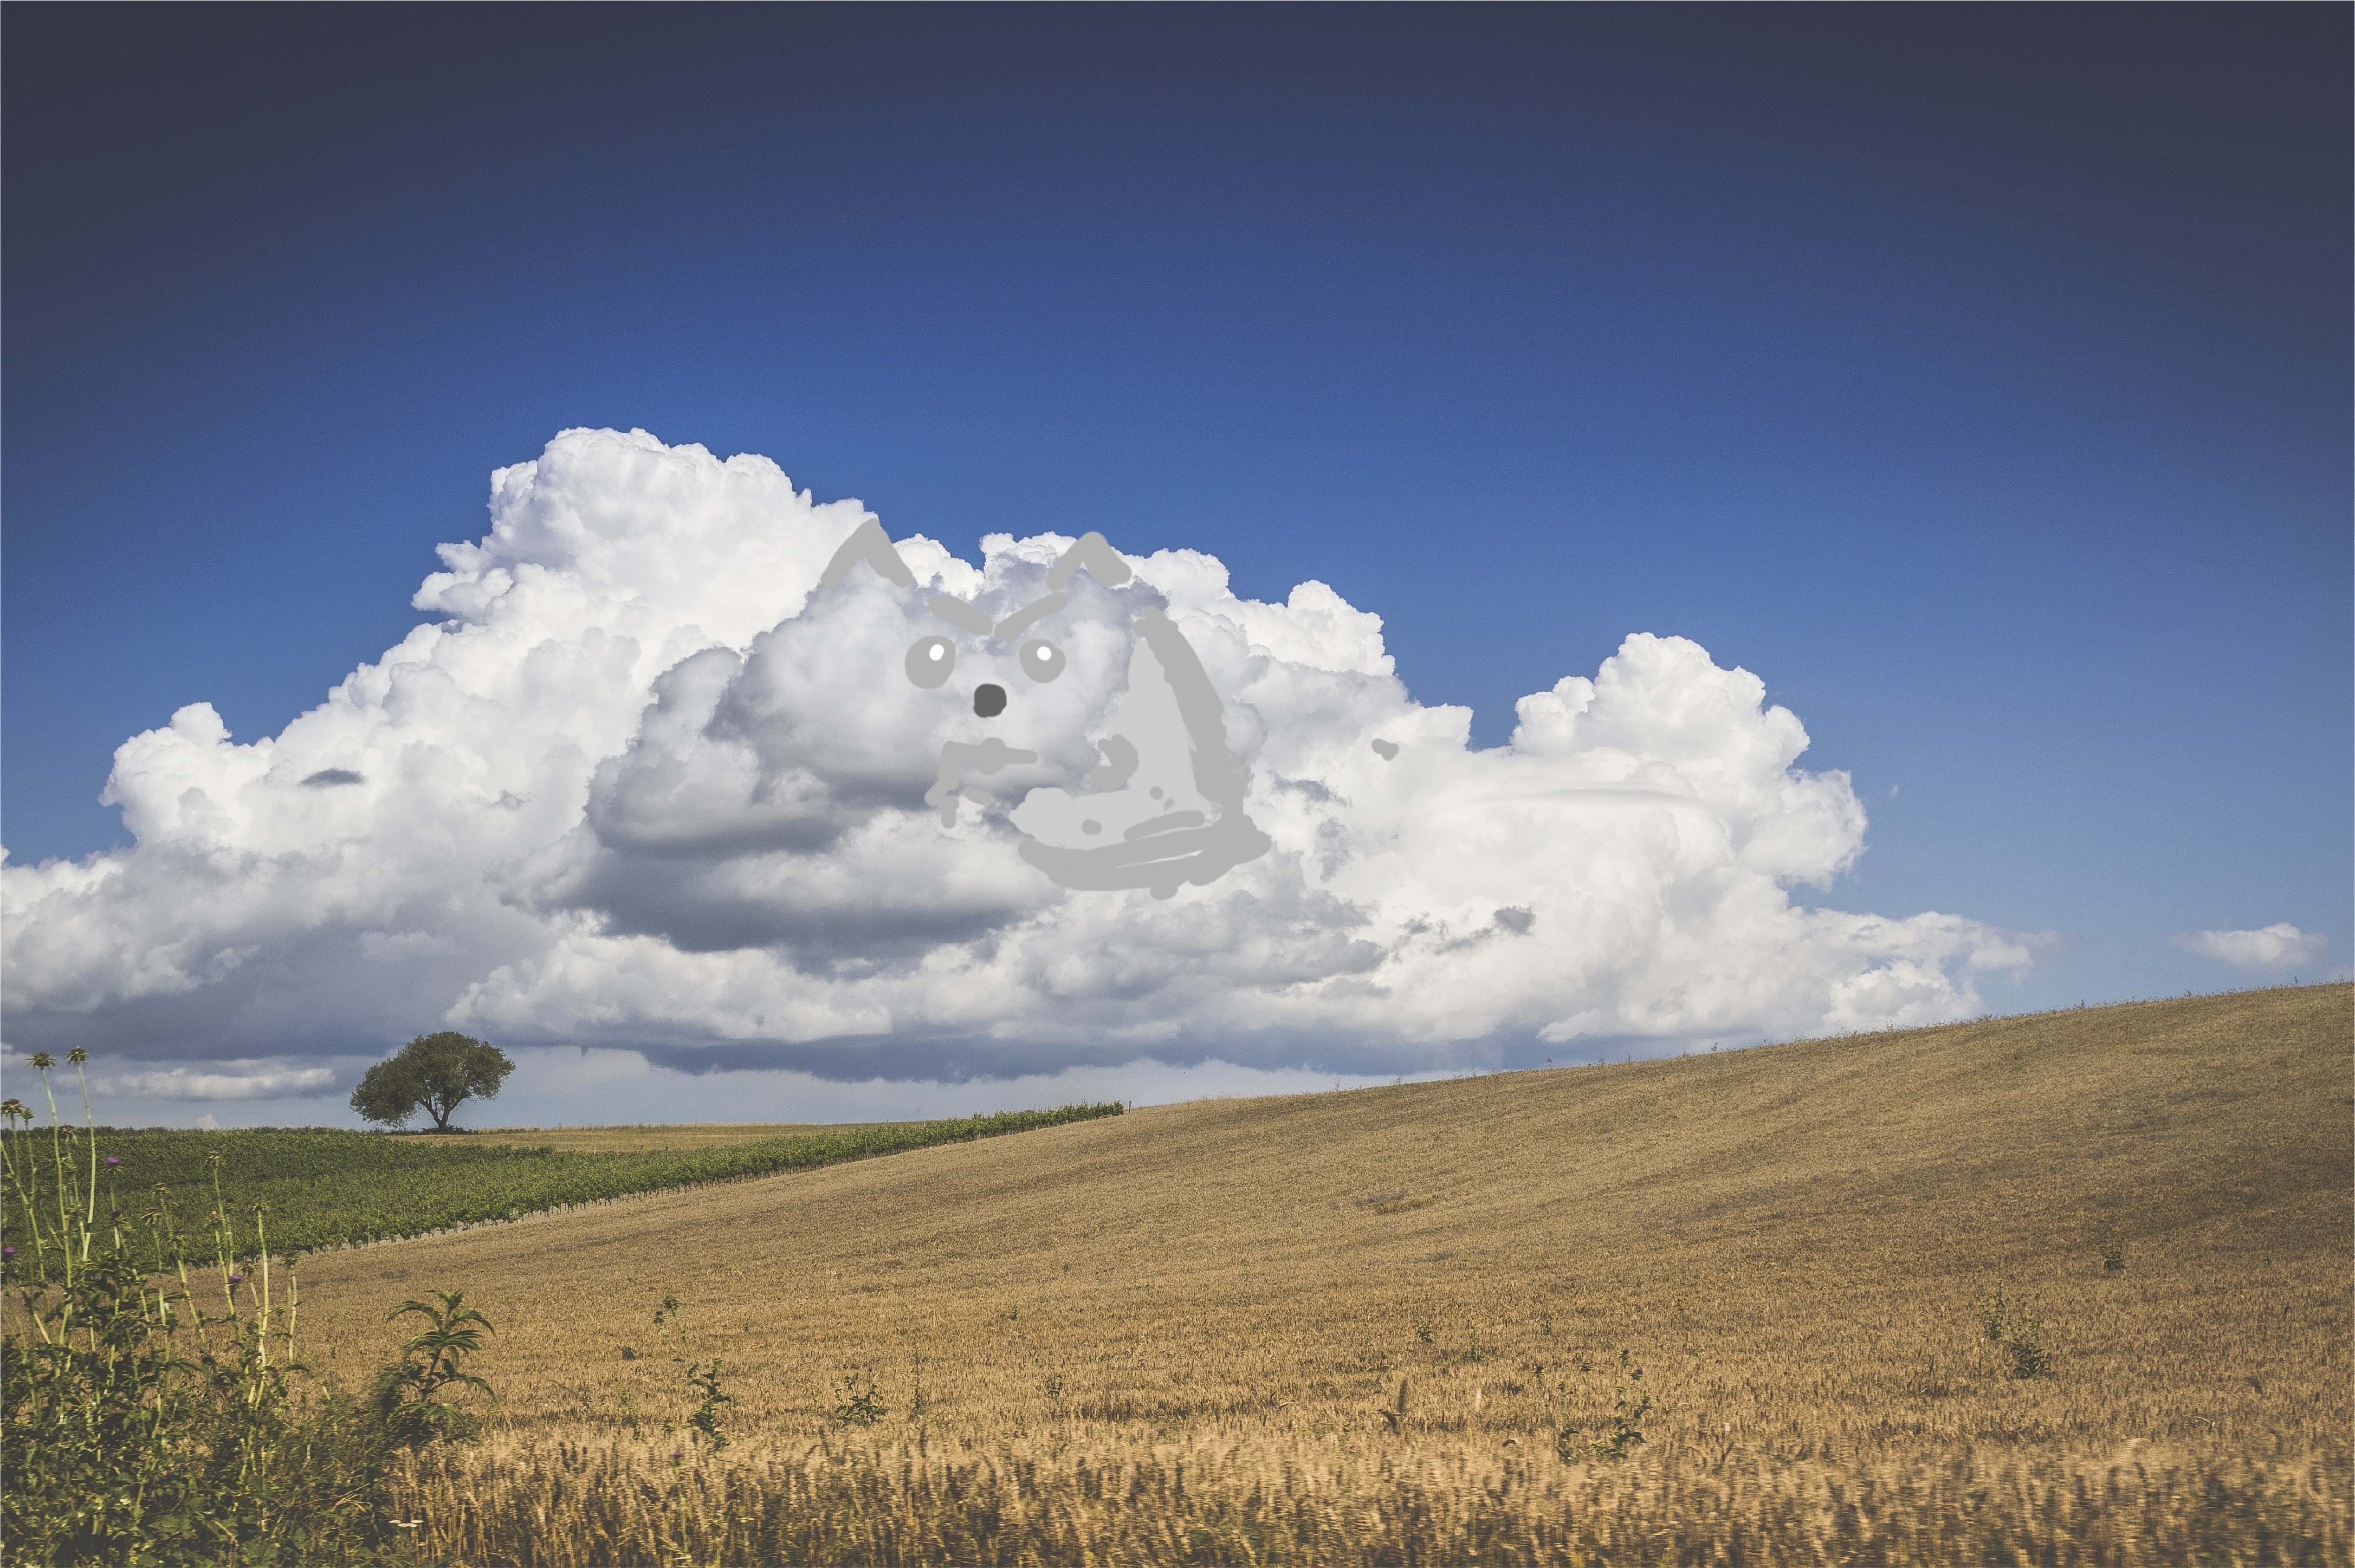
294,984 -> 2351,1563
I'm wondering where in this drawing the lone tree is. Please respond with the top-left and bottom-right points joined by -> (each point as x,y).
351,1032 -> 515,1132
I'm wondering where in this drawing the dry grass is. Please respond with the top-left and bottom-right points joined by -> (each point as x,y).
294,984 -> 2352,1562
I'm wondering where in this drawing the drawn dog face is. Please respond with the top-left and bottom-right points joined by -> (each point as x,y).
821,520 -> 1270,899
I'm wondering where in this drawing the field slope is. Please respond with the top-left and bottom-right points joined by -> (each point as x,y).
30,1105 -> 1122,1261
298,985 -> 2352,1563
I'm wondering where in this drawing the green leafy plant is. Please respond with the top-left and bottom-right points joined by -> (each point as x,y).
371,1288 -> 495,1448
2102,1243 -> 2126,1273
1974,1285 -> 2055,1379
834,1363 -> 886,1426
615,1375 -> 643,1438
1588,1349 -> 1653,1459
2,1049 -> 479,1565
1975,1286 -> 2011,1343
655,1294 -> 734,1450
1552,1349 -> 1653,1463
1412,1310 -> 1435,1345
2005,1317 -> 2053,1379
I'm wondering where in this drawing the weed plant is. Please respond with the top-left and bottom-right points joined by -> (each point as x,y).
373,1289 -> 496,1448
652,1294 -> 733,1450
1975,1284 -> 2055,1381
1,1053 -> 492,1566
833,1363 -> 886,1426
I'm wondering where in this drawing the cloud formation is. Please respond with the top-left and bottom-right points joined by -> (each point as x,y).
99,1063 -> 338,1102
2171,923 -> 2326,973
2,429 -> 2029,1105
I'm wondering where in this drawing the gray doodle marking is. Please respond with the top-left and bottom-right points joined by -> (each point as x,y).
926,737 -> 1041,826
828,523 -> 1274,897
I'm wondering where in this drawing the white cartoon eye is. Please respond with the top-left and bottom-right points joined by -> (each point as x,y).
905,636 -> 956,689
1019,639 -> 1064,684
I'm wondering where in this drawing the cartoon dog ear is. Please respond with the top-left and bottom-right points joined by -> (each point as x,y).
820,517 -> 917,589
1046,531 -> 1133,591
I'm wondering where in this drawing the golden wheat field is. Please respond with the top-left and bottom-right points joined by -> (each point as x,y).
294,984 -> 2353,1564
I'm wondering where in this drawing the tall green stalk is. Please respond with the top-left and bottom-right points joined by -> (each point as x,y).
2,1049 -> 475,1565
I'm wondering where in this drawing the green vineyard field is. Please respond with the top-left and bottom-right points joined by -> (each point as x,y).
7,1103 -> 1123,1265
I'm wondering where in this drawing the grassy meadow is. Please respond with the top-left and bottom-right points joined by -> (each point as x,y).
274,983 -> 2351,1564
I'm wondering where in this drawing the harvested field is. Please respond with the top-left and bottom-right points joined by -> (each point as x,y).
293,984 -> 2352,1563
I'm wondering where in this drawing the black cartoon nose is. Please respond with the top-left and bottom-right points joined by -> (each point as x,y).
973,684 -> 1007,718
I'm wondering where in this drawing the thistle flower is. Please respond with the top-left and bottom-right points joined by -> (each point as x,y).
228,1272 -> 246,1285
104,1156 -> 121,1168
66,1048 -> 88,1065
3,1246 -> 16,1260
29,1053 -> 54,1071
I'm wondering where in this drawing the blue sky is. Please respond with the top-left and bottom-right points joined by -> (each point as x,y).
3,7 -> 2346,1124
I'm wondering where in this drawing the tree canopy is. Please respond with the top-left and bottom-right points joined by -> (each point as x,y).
350,1032 -> 515,1133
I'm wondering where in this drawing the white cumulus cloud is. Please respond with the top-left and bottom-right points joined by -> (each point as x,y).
2171,923 -> 2327,974
3,428 -> 2029,1103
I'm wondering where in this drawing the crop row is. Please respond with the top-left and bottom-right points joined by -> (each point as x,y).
5,1103 -> 1124,1266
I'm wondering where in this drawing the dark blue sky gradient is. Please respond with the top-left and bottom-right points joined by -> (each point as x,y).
6,4 -> 2348,1010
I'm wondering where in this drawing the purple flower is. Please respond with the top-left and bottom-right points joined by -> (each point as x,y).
671,1450 -> 683,1461
227,1273 -> 245,1285
103,1156 -> 121,1168
2,1246 -> 16,1259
